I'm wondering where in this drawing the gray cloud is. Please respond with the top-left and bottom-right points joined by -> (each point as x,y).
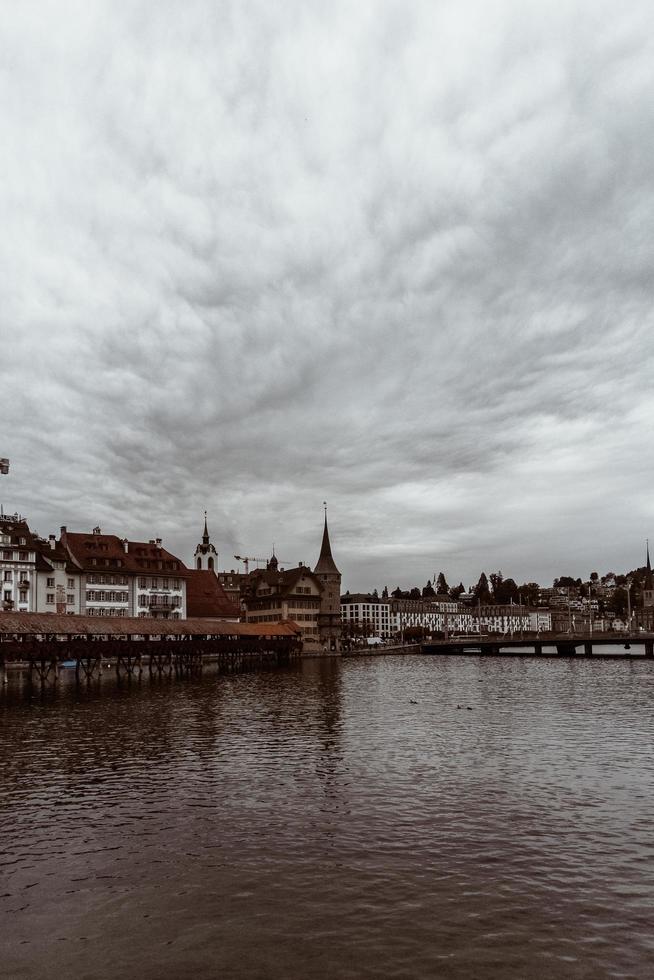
2,0 -> 654,591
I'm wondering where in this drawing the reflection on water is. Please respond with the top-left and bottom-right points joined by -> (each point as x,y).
2,656 -> 654,979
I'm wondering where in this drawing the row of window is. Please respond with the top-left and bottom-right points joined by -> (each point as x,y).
46,577 -> 76,588
2,551 -> 30,561
137,595 -> 182,607
3,570 -> 31,582
88,574 -> 129,585
86,608 -> 127,617
0,534 -> 27,546
86,591 -> 129,602
46,594 -> 75,604
138,577 -> 181,590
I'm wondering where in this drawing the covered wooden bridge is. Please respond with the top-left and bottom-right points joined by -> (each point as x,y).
0,613 -> 303,683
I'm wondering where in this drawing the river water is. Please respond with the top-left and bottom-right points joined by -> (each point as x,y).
1,654 -> 653,979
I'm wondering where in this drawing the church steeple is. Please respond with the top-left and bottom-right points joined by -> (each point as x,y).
194,511 -> 218,571
645,539 -> 653,591
314,504 -> 340,576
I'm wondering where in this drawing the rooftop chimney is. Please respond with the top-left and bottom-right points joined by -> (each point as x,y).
92,526 -> 101,535
155,537 -> 162,548
122,538 -> 129,554
60,526 -> 67,545
49,534 -> 56,550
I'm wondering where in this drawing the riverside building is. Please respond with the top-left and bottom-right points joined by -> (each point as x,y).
62,527 -> 187,618
241,513 -> 342,652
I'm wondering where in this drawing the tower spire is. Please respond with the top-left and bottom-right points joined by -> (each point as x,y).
314,502 -> 339,575
644,538 -> 653,592
203,510 -> 209,545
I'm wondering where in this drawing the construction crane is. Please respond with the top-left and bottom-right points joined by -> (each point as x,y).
234,554 -> 292,574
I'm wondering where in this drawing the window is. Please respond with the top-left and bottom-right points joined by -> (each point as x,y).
67,595 -> 74,604
19,552 -> 27,561
3,571 -> 11,581
46,593 -> 54,604
19,537 -> 26,545
67,578 -> 74,588
47,577 -> 55,587
19,591 -> 27,602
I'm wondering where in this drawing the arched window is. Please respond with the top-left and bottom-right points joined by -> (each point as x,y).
208,556 -> 214,570
197,557 -> 202,569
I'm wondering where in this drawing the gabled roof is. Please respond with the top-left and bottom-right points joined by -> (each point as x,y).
35,539 -> 83,575
0,519 -> 38,550
246,565 -> 323,598
64,532 -> 186,574
185,570 -> 239,619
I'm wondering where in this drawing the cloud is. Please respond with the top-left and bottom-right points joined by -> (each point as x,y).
2,0 -> 654,591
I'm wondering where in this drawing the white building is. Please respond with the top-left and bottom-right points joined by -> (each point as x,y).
0,515 -> 37,612
63,527 -> 187,619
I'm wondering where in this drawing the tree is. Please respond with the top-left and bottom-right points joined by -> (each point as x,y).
590,572 -> 599,583
606,588 -> 628,618
382,586 -> 388,599
473,572 -> 491,603
554,576 -> 577,589
422,579 -> 436,598
500,578 -> 520,605
450,582 -> 465,600
518,582 -> 540,607
409,587 -> 422,600
372,588 -> 379,599
391,587 -> 403,598
435,572 -> 449,595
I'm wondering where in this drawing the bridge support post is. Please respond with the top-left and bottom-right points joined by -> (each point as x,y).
645,640 -> 653,658
584,641 -> 593,657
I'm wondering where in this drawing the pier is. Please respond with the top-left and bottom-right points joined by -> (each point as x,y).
421,633 -> 654,658
0,612 -> 303,684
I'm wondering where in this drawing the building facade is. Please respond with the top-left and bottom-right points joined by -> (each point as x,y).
63,527 -> 187,618
0,515 -> 38,613
242,556 -> 323,641
241,514 -> 343,651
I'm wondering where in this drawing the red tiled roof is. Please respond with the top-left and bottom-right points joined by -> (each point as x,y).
185,570 -> 239,619
0,611 -> 301,638
63,532 -> 187,574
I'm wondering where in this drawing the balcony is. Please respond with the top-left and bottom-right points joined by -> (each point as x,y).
148,596 -> 181,612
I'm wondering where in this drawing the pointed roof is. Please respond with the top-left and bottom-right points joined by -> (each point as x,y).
202,511 -> 209,545
314,511 -> 340,577
645,540 -> 653,590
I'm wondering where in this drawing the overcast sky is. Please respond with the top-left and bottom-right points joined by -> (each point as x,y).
2,0 -> 654,591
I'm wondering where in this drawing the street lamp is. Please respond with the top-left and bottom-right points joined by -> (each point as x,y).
626,578 -> 632,634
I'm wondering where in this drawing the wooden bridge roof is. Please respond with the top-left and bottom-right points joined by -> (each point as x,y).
0,612 -> 302,639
